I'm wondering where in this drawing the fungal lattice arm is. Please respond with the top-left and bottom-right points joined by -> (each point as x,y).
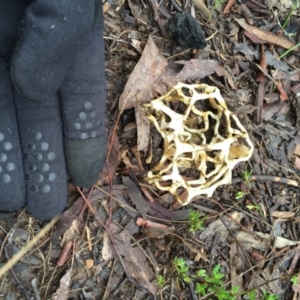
144,83 -> 254,205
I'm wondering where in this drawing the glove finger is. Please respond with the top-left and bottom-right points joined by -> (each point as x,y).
11,0 -> 96,102
0,59 -> 25,211
0,0 -> 29,58
14,92 -> 68,219
59,16 -> 107,188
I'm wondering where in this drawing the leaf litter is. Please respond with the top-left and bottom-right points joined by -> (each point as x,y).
1,0 -> 300,299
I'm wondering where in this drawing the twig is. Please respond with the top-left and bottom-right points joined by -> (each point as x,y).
4,244 -> 32,300
206,198 -> 260,240
191,0 -> 211,20
223,0 -> 235,14
57,241 -> 73,266
170,0 -> 182,12
76,187 -> 139,288
256,45 -> 266,124
148,0 -> 167,37
103,259 -> 117,299
0,217 -> 58,278
288,244 -> 300,274
31,278 -> 41,300
210,231 -> 220,262
232,175 -> 299,187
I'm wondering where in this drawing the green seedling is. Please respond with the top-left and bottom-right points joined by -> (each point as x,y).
280,42 -> 300,59
262,290 -> 279,300
279,0 -> 300,59
235,169 -> 253,200
173,257 -> 190,283
291,274 -> 298,285
282,0 -> 299,28
247,289 -> 256,300
188,210 -> 205,234
246,204 -> 259,211
242,169 -> 252,182
235,190 -> 245,199
195,264 -> 239,300
212,0 -> 224,11
157,275 -> 166,289
241,169 -> 252,190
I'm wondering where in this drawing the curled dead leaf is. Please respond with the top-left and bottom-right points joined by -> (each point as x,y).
271,211 -> 295,219
234,17 -> 298,50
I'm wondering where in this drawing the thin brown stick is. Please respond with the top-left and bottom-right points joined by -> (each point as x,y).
4,244 -> 32,300
223,0 -> 235,14
76,187 -> 139,287
148,0 -> 167,37
57,241 -> 73,267
0,217 -> 58,278
232,175 -> 298,187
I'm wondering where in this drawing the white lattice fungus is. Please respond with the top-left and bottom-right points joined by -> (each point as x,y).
143,83 -> 254,205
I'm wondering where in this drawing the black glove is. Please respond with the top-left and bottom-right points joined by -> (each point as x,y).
0,0 -> 107,219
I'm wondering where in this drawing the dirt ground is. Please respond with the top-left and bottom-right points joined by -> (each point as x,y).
1,0 -> 300,299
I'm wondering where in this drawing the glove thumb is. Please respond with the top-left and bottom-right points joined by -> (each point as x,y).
11,0 -> 96,102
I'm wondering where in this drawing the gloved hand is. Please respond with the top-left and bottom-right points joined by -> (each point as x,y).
0,0 -> 107,219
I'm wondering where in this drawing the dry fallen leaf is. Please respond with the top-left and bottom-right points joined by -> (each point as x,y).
175,60 -> 236,89
272,70 -> 299,81
244,30 -> 267,44
234,17 -> 297,50
52,268 -> 72,300
135,106 -> 150,153
229,242 -> 244,291
295,156 -> 300,170
271,211 -> 295,219
123,176 -> 150,219
119,35 -> 168,111
85,259 -> 94,269
237,231 -> 300,250
114,229 -> 157,294
267,0 -> 297,13
103,131 -> 120,185
102,224 -> 121,261
200,212 -> 244,242
136,217 -> 175,239
61,219 -> 79,245
262,101 -> 288,121
120,36 -> 239,158
119,36 -> 238,110
275,80 -> 289,100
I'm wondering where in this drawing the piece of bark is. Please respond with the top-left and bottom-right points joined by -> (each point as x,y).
123,177 -> 150,219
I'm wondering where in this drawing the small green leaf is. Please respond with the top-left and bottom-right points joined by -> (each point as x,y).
235,191 -> 245,199
230,286 -> 239,294
246,204 -> 259,211
196,269 -> 207,277
242,169 -> 252,181
157,275 -> 166,288
291,275 -> 298,285
212,264 -> 221,275
247,290 -> 256,300
188,210 -> 205,234
195,282 -> 208,296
